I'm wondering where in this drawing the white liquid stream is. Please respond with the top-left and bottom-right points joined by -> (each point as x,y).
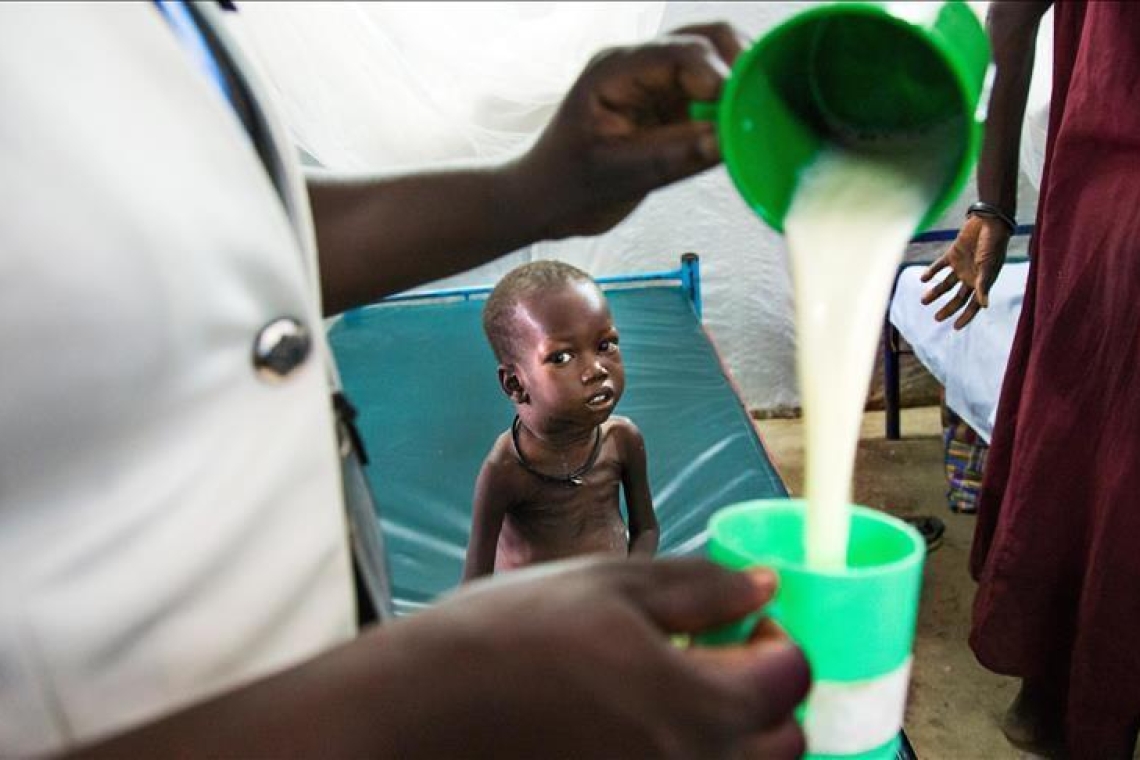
785,146 -> 942,569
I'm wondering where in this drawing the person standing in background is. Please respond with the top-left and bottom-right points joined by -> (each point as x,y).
921,2 -> 1140,756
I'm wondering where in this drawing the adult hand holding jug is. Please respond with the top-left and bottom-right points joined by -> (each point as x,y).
693,1 -> 991,233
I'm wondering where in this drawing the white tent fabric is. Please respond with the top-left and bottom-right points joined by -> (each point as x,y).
232,1 -> 1042,412
1020,6 -> 1053,191
233,2 -> 667,169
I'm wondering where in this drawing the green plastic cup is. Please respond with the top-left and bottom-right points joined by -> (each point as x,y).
703,499 -> 925,760
692,1 -> 991,234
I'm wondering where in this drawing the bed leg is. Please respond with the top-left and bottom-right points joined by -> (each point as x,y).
681,252 -> 702,320
884,321 -> 902,440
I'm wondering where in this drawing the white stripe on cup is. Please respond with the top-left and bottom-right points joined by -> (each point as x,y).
804,657 -> 912,756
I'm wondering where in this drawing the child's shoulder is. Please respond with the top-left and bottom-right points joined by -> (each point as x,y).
605,414 -> 640,433
476,429 -> 529,493
604,415 -> 645,446
482,428 -> 518,467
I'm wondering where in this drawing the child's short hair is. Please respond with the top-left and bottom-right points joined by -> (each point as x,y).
483,260 -> 596,364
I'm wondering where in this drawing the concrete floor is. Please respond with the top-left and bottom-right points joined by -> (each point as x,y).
754,406 -> 1030,760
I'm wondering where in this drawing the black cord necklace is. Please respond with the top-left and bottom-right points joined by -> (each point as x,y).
511,415 -> 602,487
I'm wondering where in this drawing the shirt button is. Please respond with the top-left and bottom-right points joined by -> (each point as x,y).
252,317 -> 312,382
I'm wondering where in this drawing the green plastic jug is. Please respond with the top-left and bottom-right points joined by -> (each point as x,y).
693,1 -> 991,233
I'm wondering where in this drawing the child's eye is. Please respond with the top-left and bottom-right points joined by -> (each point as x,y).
547,351 -> 573,365
599,338 -> 619,353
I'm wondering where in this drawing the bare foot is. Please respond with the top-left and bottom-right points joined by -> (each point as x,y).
1001,681 -> 1065,758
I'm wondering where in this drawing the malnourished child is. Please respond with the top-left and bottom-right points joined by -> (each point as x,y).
463,261 -> 658,580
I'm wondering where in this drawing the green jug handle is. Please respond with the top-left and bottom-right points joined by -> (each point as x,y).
689,100 -> 719,123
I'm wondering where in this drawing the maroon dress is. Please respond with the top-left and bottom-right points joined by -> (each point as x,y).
970,2 -> 1140,754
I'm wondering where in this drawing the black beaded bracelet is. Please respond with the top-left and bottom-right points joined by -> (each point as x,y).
966,201 -> 1017,233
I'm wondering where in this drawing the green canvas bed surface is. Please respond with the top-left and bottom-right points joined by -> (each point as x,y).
328,266 -> 786,612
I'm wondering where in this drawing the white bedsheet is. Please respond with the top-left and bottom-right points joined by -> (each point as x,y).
888,261 -> 1029,443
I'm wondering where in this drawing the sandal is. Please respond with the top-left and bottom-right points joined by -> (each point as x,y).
903,515 -> 945,552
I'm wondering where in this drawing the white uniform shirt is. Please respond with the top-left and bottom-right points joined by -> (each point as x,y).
0,4 -> 356,754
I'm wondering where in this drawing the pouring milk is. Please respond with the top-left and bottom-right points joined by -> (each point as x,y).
784,139 -> 948,569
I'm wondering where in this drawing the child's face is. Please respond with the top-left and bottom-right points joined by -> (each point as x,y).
509,281 -> 624,429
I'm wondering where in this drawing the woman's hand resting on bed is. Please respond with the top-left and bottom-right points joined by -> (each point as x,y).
380,557 -> 810,759
516,23 -> 748,240
920,214 -> 1012,329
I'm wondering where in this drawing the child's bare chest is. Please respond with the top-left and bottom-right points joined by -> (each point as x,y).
507,457 -> 625,534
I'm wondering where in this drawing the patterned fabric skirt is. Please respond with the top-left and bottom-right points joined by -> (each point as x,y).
942,405 -> 987,514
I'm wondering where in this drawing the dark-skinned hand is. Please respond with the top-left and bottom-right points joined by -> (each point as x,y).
379,557 -> 810,759
517,23 -> 748,239
920,214 -> 1012,329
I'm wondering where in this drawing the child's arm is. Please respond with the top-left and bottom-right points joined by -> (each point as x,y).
462,456 -> 512,582
619,420 -> 659,557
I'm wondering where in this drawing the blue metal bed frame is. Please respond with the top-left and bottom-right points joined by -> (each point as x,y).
361,251 -> 703,318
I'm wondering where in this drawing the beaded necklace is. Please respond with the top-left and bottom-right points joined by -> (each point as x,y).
511,416 -> 602,487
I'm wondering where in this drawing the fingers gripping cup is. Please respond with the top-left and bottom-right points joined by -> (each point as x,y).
704,500 -> 925,760
691,0 -> 991,233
